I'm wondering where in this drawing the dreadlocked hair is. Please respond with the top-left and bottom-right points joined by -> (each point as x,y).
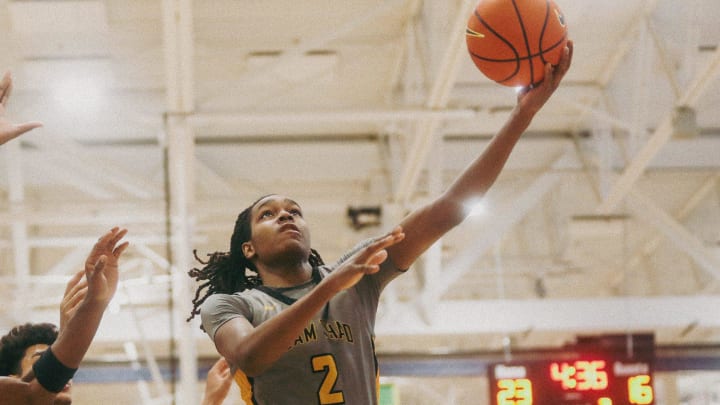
187,195 -> 325,325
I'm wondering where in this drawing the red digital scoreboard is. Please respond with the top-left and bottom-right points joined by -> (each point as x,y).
488,334 -> 655,405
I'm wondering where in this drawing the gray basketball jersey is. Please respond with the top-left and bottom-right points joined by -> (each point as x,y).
201,240 -> 404,405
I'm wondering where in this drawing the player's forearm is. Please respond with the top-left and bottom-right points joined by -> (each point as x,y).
50,296 -> 108,369
387,107 -> 537,270
231,281 -> 338,376
201,391 -> 227,405
444,106 -> 534,212
200,397 -> 221,405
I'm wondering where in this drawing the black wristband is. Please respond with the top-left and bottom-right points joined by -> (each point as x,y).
32,347 -> 77,393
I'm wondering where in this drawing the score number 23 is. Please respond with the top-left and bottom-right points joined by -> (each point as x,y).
496,378 -> 533,405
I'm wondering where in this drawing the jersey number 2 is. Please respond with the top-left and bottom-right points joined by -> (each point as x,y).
311,354 -> 345,404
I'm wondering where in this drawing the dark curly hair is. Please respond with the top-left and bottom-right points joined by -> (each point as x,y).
0,323 -> 58,376
187,195 -> 324,324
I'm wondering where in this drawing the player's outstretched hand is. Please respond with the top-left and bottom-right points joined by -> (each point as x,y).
59,270 -> 88,331
202,357 -> 233,405
324,226 -> 405,293
517,40 -> 574,115
0,71 -> 43,145
84,227 -> 129,306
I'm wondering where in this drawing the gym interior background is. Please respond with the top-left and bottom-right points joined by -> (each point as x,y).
0,0 -> 719,403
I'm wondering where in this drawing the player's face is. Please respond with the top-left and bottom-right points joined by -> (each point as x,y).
18,344 -> 73,405
245,195 -> 312,265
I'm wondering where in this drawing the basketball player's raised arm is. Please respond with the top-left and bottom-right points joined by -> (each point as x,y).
386,41 -> 573,271
212,293 -> 337,377
0,229 -> 128,405
213,230 -> 404,377
49,228 -> 127,370
0,71 -> 43,145
200,358 -> 233,405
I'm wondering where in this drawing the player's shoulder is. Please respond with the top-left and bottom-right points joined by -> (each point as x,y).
201,290 -> 253,309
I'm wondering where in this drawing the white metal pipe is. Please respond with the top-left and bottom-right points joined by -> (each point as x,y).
165,115 -> 200,405
416,151 -> 570,304
626,190 -> 720,280
597,44 -> 720,214
393,1 -> 473,204
624,173 -> 719,271
629,18 -> 650,157
188,108 -> 479,128
5,137 -> 30,291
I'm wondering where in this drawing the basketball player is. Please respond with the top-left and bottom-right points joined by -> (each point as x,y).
0,71 -> 43,144
188,42 -> 573,405
0,227 -> 129,405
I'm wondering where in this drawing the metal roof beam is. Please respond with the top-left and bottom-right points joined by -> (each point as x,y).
597,45 -> 720,214
22,133 -> 159,199
394,0 -> 474,205
626,190 -> 720,280
614,174 -> 720,288
412,151 -> 571,310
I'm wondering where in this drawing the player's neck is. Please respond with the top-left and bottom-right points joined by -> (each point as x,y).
258,262 -> 313,288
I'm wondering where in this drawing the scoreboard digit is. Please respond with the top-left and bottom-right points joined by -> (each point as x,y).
496,378 -> 533,405
628,375 -> 653,405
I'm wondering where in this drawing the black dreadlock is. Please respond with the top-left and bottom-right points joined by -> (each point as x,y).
187,196 -> 324,325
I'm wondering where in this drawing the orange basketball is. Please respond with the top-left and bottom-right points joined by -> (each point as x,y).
466,0 -> 568,87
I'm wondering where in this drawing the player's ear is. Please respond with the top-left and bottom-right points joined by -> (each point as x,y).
242,242 -> 255,260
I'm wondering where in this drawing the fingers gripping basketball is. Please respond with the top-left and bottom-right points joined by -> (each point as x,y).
466,0 -> 568,87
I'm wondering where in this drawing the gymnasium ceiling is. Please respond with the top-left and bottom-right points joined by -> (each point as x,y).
0,0 -> 719,368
